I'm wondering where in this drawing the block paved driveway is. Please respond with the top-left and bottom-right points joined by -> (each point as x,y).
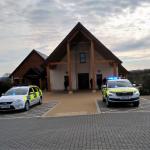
98,96 -> 150,113
0,113 -> 150,150
0,101 -> 58,119
1,95 -> 150,150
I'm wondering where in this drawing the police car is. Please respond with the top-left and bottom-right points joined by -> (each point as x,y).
0,86 -> 42,111
102,77 -> 140,107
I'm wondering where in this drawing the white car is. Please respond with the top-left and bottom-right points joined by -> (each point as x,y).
102,79 -> 140,107
0,86 -> 42,111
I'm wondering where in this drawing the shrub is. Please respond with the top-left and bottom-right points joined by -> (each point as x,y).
0,78 -> 12,96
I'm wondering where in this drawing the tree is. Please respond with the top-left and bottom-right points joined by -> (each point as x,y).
0,78 -> 12,96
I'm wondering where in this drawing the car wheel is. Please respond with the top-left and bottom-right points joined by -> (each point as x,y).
106,97 -> 111,107
102,96 -> 106,102
38,97 -> 42,105
133,101 -> 139,107
24,101 -> 30,111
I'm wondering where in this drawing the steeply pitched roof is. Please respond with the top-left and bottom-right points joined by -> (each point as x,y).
10,49 -> 47,77
118,64 -> 128,74
35,50 -> 47,60
45,22 -> 122,64
24,67 -> 45,78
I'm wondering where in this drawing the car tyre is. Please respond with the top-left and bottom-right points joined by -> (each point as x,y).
102,97 -> 106,102
133,101 -> 139,107
106,97 -> 111,107
38,97 -> 42,105
102,96 -> 106,102
24,101 -> 30,111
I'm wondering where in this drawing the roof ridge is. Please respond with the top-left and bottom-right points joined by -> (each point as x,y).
34,49 -> 47,60
45,22 -> 122,63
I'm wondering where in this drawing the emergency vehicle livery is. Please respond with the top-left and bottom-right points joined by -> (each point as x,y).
102,78 -> 140,107
0,86 -> 42,111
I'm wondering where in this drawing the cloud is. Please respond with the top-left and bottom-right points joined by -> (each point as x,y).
0,0 -> 150,75
114,35 -> 150,52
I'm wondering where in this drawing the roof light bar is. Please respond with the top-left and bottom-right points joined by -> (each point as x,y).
107,76 -> 121,80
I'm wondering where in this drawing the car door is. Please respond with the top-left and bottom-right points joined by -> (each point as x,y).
37,87 -> 42,97
33,87 -> 40,103
102,84 -> 107,99
29,87 -> 36,105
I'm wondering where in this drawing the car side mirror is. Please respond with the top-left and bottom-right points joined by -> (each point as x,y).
133,84 -> 136,87
102,85 -> 107,88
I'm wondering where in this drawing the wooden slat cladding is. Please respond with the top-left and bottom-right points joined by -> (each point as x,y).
12,51 -> 45,78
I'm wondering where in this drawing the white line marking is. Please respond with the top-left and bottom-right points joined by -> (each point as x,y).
1,98 -> 150,119
99,98 -> 150,113
55,111 -> 88,117
1,110 -> 150,120
41,101 -> 60,117
0,101 -> 59,120
0,116 -> 42,120
96,100 -> 101,113
101,110 -> 150,114
141,97 -> 150,101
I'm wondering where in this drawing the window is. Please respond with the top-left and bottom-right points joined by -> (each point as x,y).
29,88 -> 34,94
33,87 -> 38,92
107,80 -> 132,88
5,88 -> 28,96
80,52 -> 86,63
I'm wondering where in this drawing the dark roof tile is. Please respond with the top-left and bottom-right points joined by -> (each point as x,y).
46,22 -> 122,63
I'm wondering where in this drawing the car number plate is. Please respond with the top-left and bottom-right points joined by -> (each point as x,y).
0,105 -> 10,109
120,96 -> 129,100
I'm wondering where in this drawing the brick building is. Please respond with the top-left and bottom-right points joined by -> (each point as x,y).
45,22 -> 128,92
10,22 -> 128,92
10,50 -> 47,89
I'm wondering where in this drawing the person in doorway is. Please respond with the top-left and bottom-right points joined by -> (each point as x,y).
97,78 -> 102,90
90,78 -> 93,89
102,77 -> 107,85
64,76 -> 69,91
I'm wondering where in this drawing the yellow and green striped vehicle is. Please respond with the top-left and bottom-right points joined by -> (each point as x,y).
0,85 -> 43,111
102,78 -> 140,107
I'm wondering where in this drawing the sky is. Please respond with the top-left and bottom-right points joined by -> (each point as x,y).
0,0 -> 150,76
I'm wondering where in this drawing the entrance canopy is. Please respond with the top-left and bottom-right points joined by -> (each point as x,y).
45,22 -> 127,92
45,22 -> 122,64
24,67 -> 45,79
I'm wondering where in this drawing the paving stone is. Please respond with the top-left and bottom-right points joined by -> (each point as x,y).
0,101 -> 58,118
0,113 -> 150,149
98,98 -> 150,113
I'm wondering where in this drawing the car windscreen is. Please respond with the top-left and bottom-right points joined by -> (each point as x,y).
107,80 -> 133,88
5,88 -> 28,96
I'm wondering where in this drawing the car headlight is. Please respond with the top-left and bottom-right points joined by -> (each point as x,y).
13,99 -> 22,104
108,91 -> 116,96
133,90 -> 140,96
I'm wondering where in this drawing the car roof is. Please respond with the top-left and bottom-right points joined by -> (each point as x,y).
11,85 -> 39,89
107,79 -> 130,82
